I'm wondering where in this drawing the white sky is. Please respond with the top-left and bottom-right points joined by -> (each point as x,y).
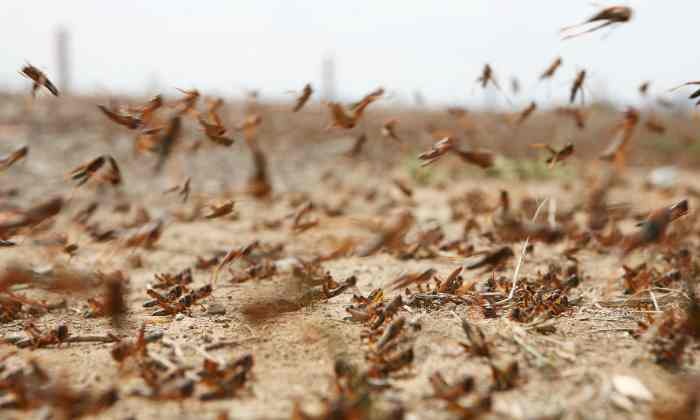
1,1 -> 697,106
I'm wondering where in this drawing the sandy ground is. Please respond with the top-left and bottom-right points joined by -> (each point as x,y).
0,97 -> 699,419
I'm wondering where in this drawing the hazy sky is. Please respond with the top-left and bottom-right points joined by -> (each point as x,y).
1,1 -> 697,106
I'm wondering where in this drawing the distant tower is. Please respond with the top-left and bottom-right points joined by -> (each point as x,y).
321,53 -> 336,101
55,26 -> 70,94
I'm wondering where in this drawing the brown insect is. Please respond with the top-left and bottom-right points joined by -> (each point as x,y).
121,218 -> 161,248
459,317 -> 490,357
0,145 -> 28,172
392,178 -> 413,198
490,358 -> 520,391
466,246 -> 514,271
555,107 -> 586,129
599,107 -> 639,168
174,88 -> 200,116
327,88 -> 384,129
146,284 -> 213,316
418,137 -> 455,166
291,202 -> 318,232
21,64 -> 59,96
236,114 -> 263,133
0,196 -> 63,237
356,209 -> 414,257
69,156 -> 104,186
68,155 -> 121,187
204,200 -> 235,219
322,276 -> 357,299
418,137 -> 494,169
344,133 -> 367,157
561,6 -> 633,40
453,148 -> 495,169
97,104 -> 142,129
86,271 -> 127,328
429,371 -> 475,402
351,87 -> 385,109
247,147 -> 272,198
197,101 -> 235,146
164,177 -> 191,203
135,94 -> 163,126
199,354 -> 254,400
381,118 -> 401,142
292,83 -> 313,112
153,267 -> 193,290
529,143 -> 575,167
570,70 -> 586,104
515,101 -> 537,125
539,57 -> 563,80
645,118 -> 666,134
155,116 -> 182,173
23,322 -> 70,348
622,199 -> 689,256
388,268 -> 436,291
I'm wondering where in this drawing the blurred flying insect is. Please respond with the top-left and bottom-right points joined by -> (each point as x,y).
20,63 -> 59,97
510,77 -> 521,95
350,87 -> 385,110
669,81 -> 700,106
475,64 -> 512,105
476,64 -> 500,90
164,177 -> 191,203
292,83 -> 313,112
529,143 -> 575,167
599,107 -> 639,169
68,156 -> 106,187
174,88 -> 200,116
327,88 -> 383,129
0,146 -> 28,172
555,107 -> 586,129
561,5 -> 633,40
569,70 -> 587,104
197,101 -> 235,146
644,117 -> 666,134
131,94 -> 163,126
204,200 -> 235,219
97,104 -> 142,129
466,246 -> 514,271
381,119 -> 401,142
344,133 -> 367,158
622,199 -> 688,256
539,57 -> 563,81
515,101 -> 537,125
418,137 -> 494,169
155,116 -> 182,173
68,155 -> 121,187
418,138 -> 454,166
638,81 -> 650,97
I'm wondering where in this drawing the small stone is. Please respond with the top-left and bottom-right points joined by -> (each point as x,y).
145,328 -> 164,342
175,313 -> 185,321
207,303 -> 227,315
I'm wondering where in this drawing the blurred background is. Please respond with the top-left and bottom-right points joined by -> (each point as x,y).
1,0 -> 697,107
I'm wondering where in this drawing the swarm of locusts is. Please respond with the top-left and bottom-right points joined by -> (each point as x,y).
3,4 -> 700,419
